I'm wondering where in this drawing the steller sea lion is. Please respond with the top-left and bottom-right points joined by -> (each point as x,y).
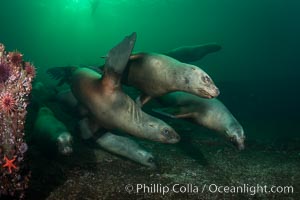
164,43 -> 222,63
47,33 -> 180,144
96,132 -> 156,168
55,89 -> 89,117
33,107 -> 73,155
122,53 -> 220,106
53,89 -> 156,167
54,90 -> 156,168
154,92 -> 245,150
55,89 -> 79,110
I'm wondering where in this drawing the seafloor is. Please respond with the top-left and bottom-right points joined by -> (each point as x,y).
25,123 -> 299,200
21,81 -> 300,200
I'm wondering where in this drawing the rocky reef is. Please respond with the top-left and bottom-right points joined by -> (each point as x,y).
0,43 -> 35,198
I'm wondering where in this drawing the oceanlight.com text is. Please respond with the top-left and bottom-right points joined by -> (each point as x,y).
125,183 -> 294,196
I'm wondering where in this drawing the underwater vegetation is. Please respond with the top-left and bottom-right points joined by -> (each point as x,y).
0,43 -> 35,198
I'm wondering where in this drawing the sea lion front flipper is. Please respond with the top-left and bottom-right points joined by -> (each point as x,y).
135,94 -> 152,107
104,32 -> 137,75
152,107 -> 194,119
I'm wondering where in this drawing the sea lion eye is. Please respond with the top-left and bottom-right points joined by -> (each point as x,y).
162,128 -> 170,136
202,75 -> 211,84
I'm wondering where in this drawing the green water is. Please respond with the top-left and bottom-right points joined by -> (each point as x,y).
1,0 -> 299,82
0,0 -> 299,199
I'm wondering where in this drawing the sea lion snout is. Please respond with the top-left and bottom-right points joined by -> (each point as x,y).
226,126 -> 245,150
237,139 -> 245,150
185,65 -> 220,99
57,132 -> 73,155
196,82 -> 219,99
144,156 -> 157,169
131,148 -> 157,168
208,86 -> 220,98
229,135 -> 245,151
169,135 -> 181,144
165,130 -> 181,144
60,146 -> 73,155
160,127 -> 180,143
200,74 -> 220,98
232,136 -> 245,151
213,86 -> 220,96
136,151 -> 156,169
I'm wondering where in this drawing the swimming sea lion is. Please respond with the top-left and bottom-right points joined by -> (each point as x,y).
53,89 -> 156,167
56,89 -> 89,117
54,90 -> 156,168
56,89 -> 78,109
31,81 -> 57,105
33,107 -> 73,155
164,43 -> 222,63
154,92 -> 245,150
122,53 -> 220,106
96,132 -> 156,168
48,33 -> 180,144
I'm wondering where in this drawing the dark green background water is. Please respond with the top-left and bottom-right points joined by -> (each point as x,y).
0,0 -> 299,138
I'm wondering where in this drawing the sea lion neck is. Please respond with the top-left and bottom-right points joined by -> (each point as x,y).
167,66 -> 187,91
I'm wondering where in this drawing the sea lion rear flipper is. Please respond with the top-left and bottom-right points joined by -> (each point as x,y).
165,43 -> 222,63
104,32 -> 137,74
152,107 -> 194,119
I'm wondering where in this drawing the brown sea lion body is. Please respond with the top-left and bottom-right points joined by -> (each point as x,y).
71,68 -> 179,143
122,53 -> 219,105
33,107 -> 73,155
96,132 -> 156,168
156,92 -> 245,150
48,33 -> 180,143
54,89 -> 157,168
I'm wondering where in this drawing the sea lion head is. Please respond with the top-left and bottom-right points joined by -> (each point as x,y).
145,118 -> 180,144
182,65 -> 219,98
225,123 -> 245,150
135,150 -> 157,169
57,132 -> 73,155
